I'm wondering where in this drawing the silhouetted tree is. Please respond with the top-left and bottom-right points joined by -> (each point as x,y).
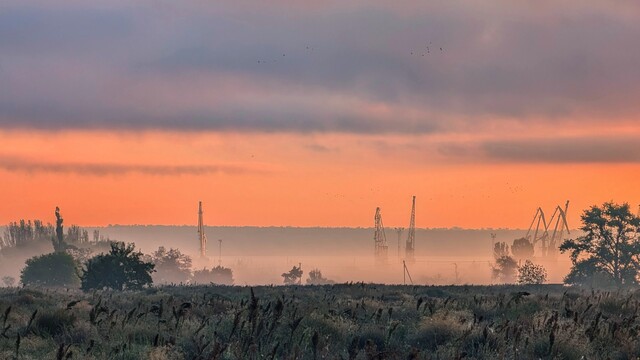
560,202 -> 640,287
149,246 -> 192,284
53,207 -> 64,251
493,242 -> 509,260
282,264 -> 303,285
81,242 -> 154,291
21,252 -> 80,287
192,266 -> 234,285
517,260 -> 547,284
66,225 -> 88,244
511,237 -> 534,260
492,256 -> 518,283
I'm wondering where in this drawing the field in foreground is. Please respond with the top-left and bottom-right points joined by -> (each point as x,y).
1,284 -> 639,359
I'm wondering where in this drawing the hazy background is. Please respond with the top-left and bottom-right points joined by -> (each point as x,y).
1,0 -> 639,230
0,225 -> 573,285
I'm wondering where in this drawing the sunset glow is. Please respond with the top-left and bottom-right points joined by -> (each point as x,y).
1,0 -> 639,228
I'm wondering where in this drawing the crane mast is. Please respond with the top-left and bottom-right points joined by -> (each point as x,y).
374,207 -> 388,264
405,196 -> 416,263
525,207 -> 548,256
395,228 -> 404,258
547,200 -> 570,260
198,201 -> 207,258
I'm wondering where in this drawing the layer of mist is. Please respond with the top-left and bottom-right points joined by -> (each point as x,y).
1,226 -> 574,285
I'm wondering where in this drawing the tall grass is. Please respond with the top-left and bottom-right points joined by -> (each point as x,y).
0,284 -> 639,358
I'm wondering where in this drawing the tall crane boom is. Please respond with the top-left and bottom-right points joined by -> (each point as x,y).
405,196 -> 416,263
547,200 -> 570,259
374,207 -> 388,264
198,201 -> 207,258
525,207 -> 548,256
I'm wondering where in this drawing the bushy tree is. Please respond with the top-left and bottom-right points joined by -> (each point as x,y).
492,256 -> 518,283
511,237 -> 534,260
192,266 -> 234,285
306,269 -> 334,285
81,242 -> 154,291
150,246 -> 192,284
21,252 -> 80,287
282,264 -> 303,285
517,260 -> 547,284
560,202 -> 640,287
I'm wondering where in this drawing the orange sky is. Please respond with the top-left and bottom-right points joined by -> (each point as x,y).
1,130 -> 638,228
1,1 -> 640,228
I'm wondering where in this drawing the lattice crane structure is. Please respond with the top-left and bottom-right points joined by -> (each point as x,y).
198,201 -> 207,258
405,196 -> 416,263
520,201 -> 570,259
546,201 -> 570,259
374,207 -> 388,264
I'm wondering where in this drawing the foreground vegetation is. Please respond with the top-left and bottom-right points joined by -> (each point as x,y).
1,284 -> 640,359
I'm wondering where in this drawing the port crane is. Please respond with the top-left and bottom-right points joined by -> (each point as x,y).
524,207 -> 548,254
545,201 -> 570,258
374,207 -> 388,264
198,201 -> 207,258
521,201 -> 570,259
405,196 -> 416,263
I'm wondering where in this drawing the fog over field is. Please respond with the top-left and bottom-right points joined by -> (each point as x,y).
0,225 -> 574,285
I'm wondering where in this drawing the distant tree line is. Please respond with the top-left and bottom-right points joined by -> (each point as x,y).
11,202 -> 640,290
13,206 -> 236,290
1,211 -> 111,252
1,219 -> 54,249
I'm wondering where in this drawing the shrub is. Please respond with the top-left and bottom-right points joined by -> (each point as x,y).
81,242 -> 154,291
192,266 -> 234,285
408,317 -> 461,351
35,309 -> 76,337
306,269 -> 335,285
517,260 -> 547,285
20,252 -> 80,287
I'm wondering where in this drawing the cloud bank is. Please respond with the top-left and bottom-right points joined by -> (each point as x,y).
1,1 -> 639,134
0,156 -> 259,176
438,136 -> 640,164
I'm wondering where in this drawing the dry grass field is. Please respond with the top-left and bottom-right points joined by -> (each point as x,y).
1,284 -> 639,359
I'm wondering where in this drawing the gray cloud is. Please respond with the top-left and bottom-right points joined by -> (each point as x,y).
0,1 -> 639,133
439,136 -> 640,164
0,156 -> 261,176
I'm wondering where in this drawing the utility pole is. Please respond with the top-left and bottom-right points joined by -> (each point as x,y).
218,239 -> 222,267
403,260 -> 414,285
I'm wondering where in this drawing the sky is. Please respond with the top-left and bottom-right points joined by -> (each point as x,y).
1,0 -> 639,228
